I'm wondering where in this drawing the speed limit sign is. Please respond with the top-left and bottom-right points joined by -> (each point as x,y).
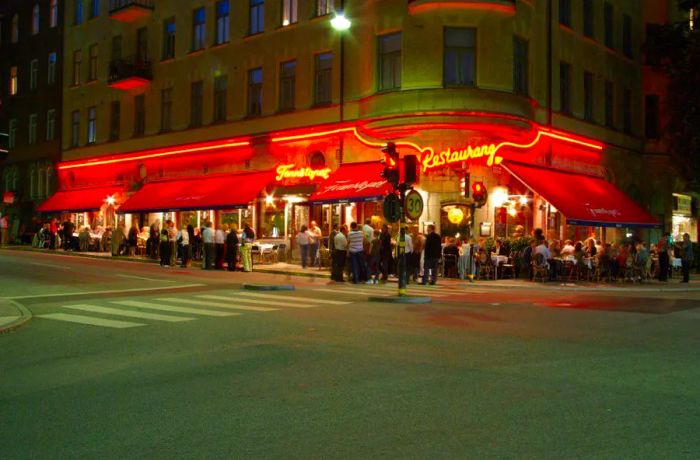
404,190 -> 424,221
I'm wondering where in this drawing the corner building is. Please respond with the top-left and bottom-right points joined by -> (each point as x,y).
46,0 -> 664,250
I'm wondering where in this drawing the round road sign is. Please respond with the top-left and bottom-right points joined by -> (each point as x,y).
405,190 -> 424,221
383,193 -> 401,223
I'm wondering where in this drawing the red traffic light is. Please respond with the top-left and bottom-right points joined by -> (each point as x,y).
472,181 -> 484,194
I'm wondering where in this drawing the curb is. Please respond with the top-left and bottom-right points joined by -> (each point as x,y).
242,284 -> 295,291
0,299 -> 32,335
367,296 -> 433,304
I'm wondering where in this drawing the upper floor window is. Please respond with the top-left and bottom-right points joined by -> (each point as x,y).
250,0 -> 265,35
160,88 -> 173,132
583,0 -> 594,38
282,0 -> 298,26
316,0 -> 332,17
583,71 -> 594,121
88,44 -> 98,81
248,67 -> 263,116
559,0 -> 571,27
87,106 -> 97,144
47,109 -> 56,141
163,18 -> 176,60
622,88 -> 632,134
32,5 -> 41,35
604,80 -> 614,128
112,35 -> 123,61
30,59 -> 39,91
622,14 -> 633,58
604,2 -> 614,49
8,120 -> 17,149
443,28 -> 476,87
645,94 -> 660,139
134,94 -> 145,136
559,61 -> 571,115
213,75 -> 228,122
314,53 -> 333,105
50,0 -> 59,28
192,7 -> 206,51
279,60 -> 296,111
90,0 -> 100,18
9,67 -> 18,95
378,33 -> 402,91
75,0 -> 84,25
72,50 -> 82,85
11,15 -> 19,43
513,36 -> 528,95
110,101 -> 120,141
70,110 -> 80,147
28,114 -> 38,145
48,52 -> 57,85
190,81 -> 204,127
216,1 -> 230,45
136,27 -> 148,61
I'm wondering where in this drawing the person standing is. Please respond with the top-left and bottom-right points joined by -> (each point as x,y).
241,223 -> 255,272
331,225 -> 348,282
0,214 -> 8,246
111,225 -> 125,256
128,223 -> 139,256
362,219 -> 374,242
201,221 -> 215,270
347,222 -> 366,284
62,218 -> 75,251
178,225 -> 191,268
411,231 -> 424,282
215,224 -> 226,270
402,229 -> 414,284
225,225 -> 239,271
296,225 -> 310,268
379,224 -> 393,281
308,221 -> 322,267
159,229 -> 170,267
329,224 -> 338,253
680,233 -> 694,283
657,233 -> 670,281
422,224 -> 441,285
167,220 -> 178,267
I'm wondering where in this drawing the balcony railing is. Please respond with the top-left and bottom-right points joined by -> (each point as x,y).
108,58 -> 153,90
109,0 -> 154,22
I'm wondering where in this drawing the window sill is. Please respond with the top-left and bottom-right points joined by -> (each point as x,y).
243,32 -> 264,40
210,41 -> 230,50
376,87 -> 401,94
276,108 -> 296,114
188,48 -> 206,56
160,57 -> 176,63
311,102 -> 332,108
558,23 -> 574,33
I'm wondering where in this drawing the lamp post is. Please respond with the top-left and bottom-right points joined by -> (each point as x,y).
331,7 -> 351,160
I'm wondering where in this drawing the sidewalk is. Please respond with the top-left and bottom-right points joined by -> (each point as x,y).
0,298 -> 32,334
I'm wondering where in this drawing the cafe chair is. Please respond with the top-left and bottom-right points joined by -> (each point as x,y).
499,258 -> 515,279
478,252 -> 494,280
532,254 -> 548,283
262,245 -> 278,264
276,243 -> 288,263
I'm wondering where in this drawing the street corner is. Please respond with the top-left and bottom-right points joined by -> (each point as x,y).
0,298 -> 32,334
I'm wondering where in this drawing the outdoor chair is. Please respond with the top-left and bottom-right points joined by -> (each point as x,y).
532,254 -> 548,283
262,245 -> 278,264
499,258 -> 515,279
478,253 -> 494,280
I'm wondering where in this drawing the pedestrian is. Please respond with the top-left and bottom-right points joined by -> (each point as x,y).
308,221 -> 322,267
49,217 -> 58,249
331,225 -> 348,282
401,229 -> 414,283
202,221 -> 215,270
215,224 -> 226,270
178,224 -> 191,267
347,222 -> 366,284
679,233 -> 693,283
329,224 -> 339,253
422,224 -> 441,285
241,223 -> 255,272
379,224 -> 393,281
368,229 -> 381,284
0,213 -> 8,246
147,220 -> 160,259
225,224 -> 239,271
167,220 -> 178,267
411,231 -> 424,282
657,232 -> 670,282
362,219 -> 374,242
296,225 -> 310,268
128,222 -> 139,256
62,218 -> 75,251
111,224 -> 125,256
159,229 -> 170,267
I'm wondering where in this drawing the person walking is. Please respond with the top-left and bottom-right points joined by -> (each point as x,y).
680,233 -> 694,283
368,229 -> 381,284
379,224 -> 393,281
241,223 -> 255,272
308,221 -> 322,267
215,224 -> 226,270
296,225 -> 310,268
225,225 -> 239,271
159,229 -> 170,267
348,222 -> 366,284
402,229 -> 414,284
657,233 -> 670,281
331,225 -> 348,282
422,224 -> 441,285
201,221 -> 215,270
178,225 -> 191,268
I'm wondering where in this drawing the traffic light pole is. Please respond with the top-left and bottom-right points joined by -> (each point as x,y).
397,184 -> 408,297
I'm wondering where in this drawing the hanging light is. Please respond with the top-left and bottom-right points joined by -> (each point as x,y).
330,11 -> 352,31
105,195 -> 116,206
519,195 -> 528,206
265,194 -> 274,206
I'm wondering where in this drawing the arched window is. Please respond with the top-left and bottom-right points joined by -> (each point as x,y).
11,14 -> 19,43
46,166 -> 53,197
50,0 -> 59,28
309,151 -> 326,168
32,5 -> 40,35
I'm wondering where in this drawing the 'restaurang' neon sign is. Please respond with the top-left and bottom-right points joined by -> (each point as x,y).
421,144 -> 502,171
275,164 -> 332,182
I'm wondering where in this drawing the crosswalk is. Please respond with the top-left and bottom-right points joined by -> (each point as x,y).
311,283 -> 493,298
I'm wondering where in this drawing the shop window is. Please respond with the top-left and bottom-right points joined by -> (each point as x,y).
30,59 -> 39,91
645,94 -> 660,140
559,0 -> 571,27
583,0 -> 594,38
513,36 -> 528,95
48,52 -> 57,85
249,0 -> 265,35
71,110 -> 80,147
162,17 -> 176,60
32,5 -> 41,35
314,53 -> 333,105
28,114 -> 38,145
583,71 -> 593,122
443,28 -> 476,87
87,106 -> 97,144
261,199 -> 285,238
46,109 -> 56,141
248,67 -> 263,116
279,60 -> 296,111
309,152 -> 326,168
604,2 -> 614,49
161,88 -> 173,132
134,94 -> 145,136
213,75 -> 228,123
316,0 -> 331,17
50,0 -> 59,28
190,81 -> 204,127
281,0 -> 297,26
72,50 -> 82,86
110,101 -> 121,141
88,44 -> 98,81
192,7 -> 206,51
215,1 -> 230,45
559,61 -> 571,115
378,33 -> 402,91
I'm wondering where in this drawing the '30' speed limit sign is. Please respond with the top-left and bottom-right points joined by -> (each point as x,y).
404,190 -> 424,221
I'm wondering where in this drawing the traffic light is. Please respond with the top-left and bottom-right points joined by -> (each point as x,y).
463,172 -> 471,198
471,181 -> 488,208
381,142 -> 400,187
403,155 -> 418,185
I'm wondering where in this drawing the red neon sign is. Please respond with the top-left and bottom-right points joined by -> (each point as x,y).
275,164 -> 332,182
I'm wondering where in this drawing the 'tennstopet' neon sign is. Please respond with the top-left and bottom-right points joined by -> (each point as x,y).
275,164 -> 332,182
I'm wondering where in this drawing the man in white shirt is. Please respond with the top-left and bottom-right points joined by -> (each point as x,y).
202,222 -> 215,270
561,240 -> 575,256
535,240 -> 553,280
167,220 -> 178,266
331,225 -> 348,282
308,221 -> 322,267
362,219 -> 374,242
347,222 -> 366,283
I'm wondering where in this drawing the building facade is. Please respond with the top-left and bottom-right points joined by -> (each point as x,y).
0,0 -> 64,239
44,0 -> 670,249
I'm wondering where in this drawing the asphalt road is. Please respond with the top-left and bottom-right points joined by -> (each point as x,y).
1,249 -> 699,459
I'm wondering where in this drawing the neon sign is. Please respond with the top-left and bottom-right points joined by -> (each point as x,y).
421,144 -> 502,171
275,164 -> 332,182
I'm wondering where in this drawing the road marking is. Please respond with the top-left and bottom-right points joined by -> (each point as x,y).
167,296 -> 279,312
111,300 -> 239,317
37,313 -> 144,328
63,304 -> 195,322
313,288 -> 390,297
7,284 -> 206,300
29,262 -> 71,270
115,274 -> 175,282
159,296 -> 316,309
233,292 -> 351,305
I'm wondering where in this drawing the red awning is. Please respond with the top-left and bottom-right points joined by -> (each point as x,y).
308,162 -> 392,204
117,170 -> 274,213
503,162 -> 660,228
37,185 -> 125,213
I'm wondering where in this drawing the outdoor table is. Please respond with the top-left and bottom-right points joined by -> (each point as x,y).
491,255 -> 508,279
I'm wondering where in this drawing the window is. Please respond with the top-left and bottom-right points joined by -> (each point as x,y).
583,0 -> 594,38
583,71 -> 594,121
50,0 -> 59,28
314,53 -> 333,105
46,109 -> 56,141
161,88 -> 173,132
645,95 -> 660,139
28,114 -> 38,145
72,50 -> 82,85
32,5 -> 41,35
559,62 -> 571,115
90,0 -> 100,18
112,35 -> 123,61
9,120 -> 17,148
136,27 -> 148,61
248,68 -> 263,116
163,18 -> 176,60
71,110 -> 80,147
30,60 -> 39,91
443,28 -> 476,87
87,106 -> 97,144
604,80 -> 614,128
192,8 -> 206,51
213,76 -> 228,122
282,0 -> 297,26
622,14 -> 633,58
75,0 -> 84,25
48,52 -> 57,85
559,0 -> 571,27
250,0 -> 265,35
88,44 -> 98,81
278,60 -> 296,111
379,33 -> 402,91
513,36 -> 528,95
316,0 -> 331,17
9,67 -> 18,95
11,15 -> 19,43
190,81 -> 204,127
109,101 -> 120,141
134,94 -> 145,136
37,166 -> 45,198
622,88 -> 632,134
216,1 -> 230,45
604,2 -> 614,49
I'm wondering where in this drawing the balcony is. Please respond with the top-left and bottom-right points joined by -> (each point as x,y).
109,0 -> 154,22
108,58 -> 153,90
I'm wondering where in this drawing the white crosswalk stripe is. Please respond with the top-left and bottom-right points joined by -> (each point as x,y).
157,296 -> 317,309
313,287 -> 390,297
233,292 -> 351,305
38,313 -> 145,329
166,296 -> 279,312
111,300 -> 240,317
62,304 -> 195,322
314,286 -> 449,297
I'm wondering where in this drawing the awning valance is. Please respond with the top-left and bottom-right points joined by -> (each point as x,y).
117,170 -> 274,214
503,162 -> 660,228
37,185 -> 125,213
308,162 -> 392,204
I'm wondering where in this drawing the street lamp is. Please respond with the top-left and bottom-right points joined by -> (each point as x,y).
330,11 -> 351,31
330,7 -> 351,162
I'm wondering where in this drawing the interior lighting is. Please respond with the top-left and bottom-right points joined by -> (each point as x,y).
519,195 -> 528,206
491,187 -> 509,208
105,195 -> 116,206
265,194 -> 274,206
330,11 -> 351,31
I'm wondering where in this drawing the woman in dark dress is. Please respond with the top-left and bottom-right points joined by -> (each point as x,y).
225,226 -> 239,271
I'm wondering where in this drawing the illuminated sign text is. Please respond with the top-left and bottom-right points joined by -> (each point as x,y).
275,164 -> 332,182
